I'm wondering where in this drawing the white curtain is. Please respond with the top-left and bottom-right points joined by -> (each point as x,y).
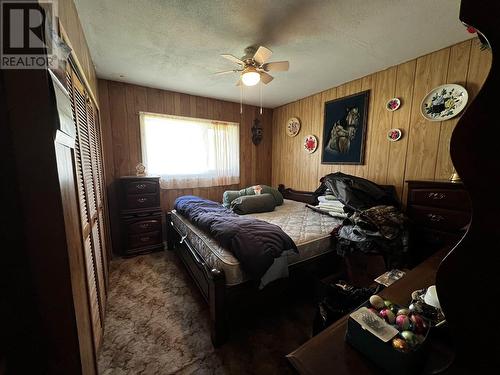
140,112 -> 240,189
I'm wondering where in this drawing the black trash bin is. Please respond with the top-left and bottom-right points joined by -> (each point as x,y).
313,280 -> 380,335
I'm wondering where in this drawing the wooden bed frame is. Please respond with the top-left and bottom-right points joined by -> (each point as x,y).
166,185 -> 339,346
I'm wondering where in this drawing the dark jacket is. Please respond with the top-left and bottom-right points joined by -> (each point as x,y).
314,172 -> 398,211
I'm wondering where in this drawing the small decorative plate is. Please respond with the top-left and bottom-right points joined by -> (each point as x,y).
286,117 -> 301,137
303,135 -> 318,153
387,128 -> 402,142
421,84 -> 468,121
386,98 -> 401,111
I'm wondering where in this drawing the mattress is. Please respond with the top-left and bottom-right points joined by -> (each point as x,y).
171,199 -> 343,286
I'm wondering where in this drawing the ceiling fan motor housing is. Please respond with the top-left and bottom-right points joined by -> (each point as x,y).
243,46 -> 259,62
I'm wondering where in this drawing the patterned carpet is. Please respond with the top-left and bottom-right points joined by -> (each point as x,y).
98,251 -> 316,374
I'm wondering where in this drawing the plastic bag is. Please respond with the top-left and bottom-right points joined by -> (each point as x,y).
313,281 -> 380,335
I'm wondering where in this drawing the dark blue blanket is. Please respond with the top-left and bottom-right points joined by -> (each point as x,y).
174,196 -> 298,279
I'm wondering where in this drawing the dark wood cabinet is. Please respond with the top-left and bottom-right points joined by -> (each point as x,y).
406,180 -> 471,264
119,176 -> 164,256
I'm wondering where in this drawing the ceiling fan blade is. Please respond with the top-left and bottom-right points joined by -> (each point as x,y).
260,72 -> 274,84
221,54 -> 244,66
253,46 -> 272,65
262,61 -> 289,72
214,70 -> 239,76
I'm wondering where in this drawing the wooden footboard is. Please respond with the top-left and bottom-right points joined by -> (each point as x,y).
167,214 -> 227,346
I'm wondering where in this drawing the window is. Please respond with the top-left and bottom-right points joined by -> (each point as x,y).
140,112 -> 240,189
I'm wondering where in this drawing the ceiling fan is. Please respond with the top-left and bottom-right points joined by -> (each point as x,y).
214,46 -> 289,86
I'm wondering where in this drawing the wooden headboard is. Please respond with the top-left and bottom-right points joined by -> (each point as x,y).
278,184 -> 318,205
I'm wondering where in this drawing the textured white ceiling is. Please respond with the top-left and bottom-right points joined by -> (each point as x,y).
74,0 -> 471,108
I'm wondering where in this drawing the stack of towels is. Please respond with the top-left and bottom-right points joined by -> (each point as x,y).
316,193 -> 348,219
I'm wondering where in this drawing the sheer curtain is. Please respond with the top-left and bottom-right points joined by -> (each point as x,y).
140,112 -> 240,189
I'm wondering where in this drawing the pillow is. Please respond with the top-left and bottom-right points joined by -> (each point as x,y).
223,185 -> 284,208
230,193 -> 276,215
222,190 -> 241,208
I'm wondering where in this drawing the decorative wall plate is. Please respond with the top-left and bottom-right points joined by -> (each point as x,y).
304,135 -> 318,153
421,84 -> 468,121
286,117 -> 301,137
386,98 -> 401,111
387,128 -> 402,142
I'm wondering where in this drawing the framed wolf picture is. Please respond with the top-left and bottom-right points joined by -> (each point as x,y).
321,90 -> 370,164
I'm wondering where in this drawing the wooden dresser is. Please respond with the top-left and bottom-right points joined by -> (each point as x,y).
119,176 -> 164,256
406,180 -> 471,264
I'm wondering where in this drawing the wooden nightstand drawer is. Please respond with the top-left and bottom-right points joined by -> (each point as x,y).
127,218 -> 162,234
128,231 -> 162,249
408,205 -> 470,232
408,188 -> 470,211
417,227 -> 462,248
125,193 -> 159,210
125,180 -> 158,195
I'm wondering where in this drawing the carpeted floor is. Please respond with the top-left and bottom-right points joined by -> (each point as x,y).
98,251 -> 317,375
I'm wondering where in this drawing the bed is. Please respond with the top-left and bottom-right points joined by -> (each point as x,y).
167,184 -> 343,346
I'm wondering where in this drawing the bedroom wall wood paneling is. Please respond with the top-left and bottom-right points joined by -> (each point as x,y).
272,39 -> 492,201
98,79 -> 273,213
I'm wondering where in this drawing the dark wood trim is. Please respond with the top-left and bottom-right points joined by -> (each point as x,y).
209,269 -> 226,346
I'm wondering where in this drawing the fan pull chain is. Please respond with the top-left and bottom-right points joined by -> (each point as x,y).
260,81 -> 263,115
240,84 -> 243,114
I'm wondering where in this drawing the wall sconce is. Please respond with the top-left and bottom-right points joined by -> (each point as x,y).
252,118 -> 263,145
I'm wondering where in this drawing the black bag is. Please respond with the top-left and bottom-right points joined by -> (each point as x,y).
313,281 -> 380,335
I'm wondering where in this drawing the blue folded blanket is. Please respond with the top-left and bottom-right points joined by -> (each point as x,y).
174,195 -> 297,279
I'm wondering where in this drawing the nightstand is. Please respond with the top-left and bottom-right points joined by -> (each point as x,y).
406,180 -> 471,265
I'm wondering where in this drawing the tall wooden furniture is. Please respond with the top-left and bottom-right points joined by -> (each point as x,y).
436,0 -> 500,370
1,60 -> 108,373
118,176 -> 164,256
406,180 -> 471,264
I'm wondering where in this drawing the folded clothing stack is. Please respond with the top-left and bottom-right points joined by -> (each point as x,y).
316,195 -> 347,218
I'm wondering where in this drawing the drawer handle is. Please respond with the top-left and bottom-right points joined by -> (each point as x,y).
137,197 -> 148,203
140,236 -> 151,242
427,213 -> 445,222
136,183 -> 146,190
139,223 -> 151,229
428,192 -> 446,200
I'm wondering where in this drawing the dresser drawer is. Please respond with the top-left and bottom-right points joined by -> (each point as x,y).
128,231 -> 162,249
408,205 -> 470,232
125,180 -> 158,195
127,218 -> 162,234
125,193 -> 159,209
415,227 -> 462,248
408,188 -> 470,210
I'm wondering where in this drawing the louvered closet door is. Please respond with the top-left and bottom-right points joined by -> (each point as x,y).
86,98 -> 108,301
67,68 -> 105,352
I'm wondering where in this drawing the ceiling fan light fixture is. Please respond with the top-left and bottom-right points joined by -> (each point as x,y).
241,67 -> 260,86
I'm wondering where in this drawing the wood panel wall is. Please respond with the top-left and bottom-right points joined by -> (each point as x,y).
272,39 -> 492,201
98,79 -> 273,211
58,0 -> 98,99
